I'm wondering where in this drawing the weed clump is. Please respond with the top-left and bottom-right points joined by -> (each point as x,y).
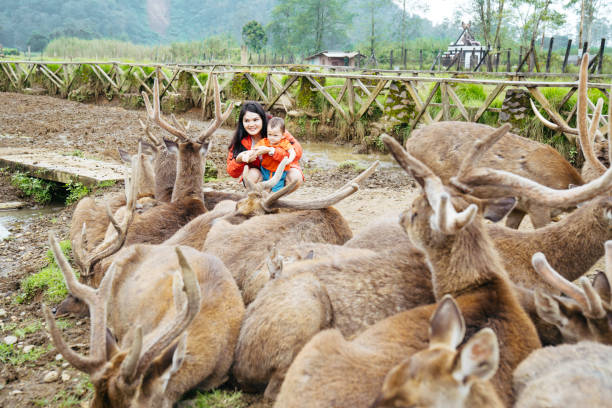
17,240 -> 73,304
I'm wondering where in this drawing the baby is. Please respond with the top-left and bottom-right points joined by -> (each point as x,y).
252,117 -> 297,192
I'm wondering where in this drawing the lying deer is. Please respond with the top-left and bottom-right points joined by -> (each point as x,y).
233,220 -> 434,399
274,132 -> 541,407
44,234 -> 245,408
513,341 -> 612,407
372,295 -> 503,408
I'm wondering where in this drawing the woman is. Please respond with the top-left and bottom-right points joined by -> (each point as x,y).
227,101 -> 303,189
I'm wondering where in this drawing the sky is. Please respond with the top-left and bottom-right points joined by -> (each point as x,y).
395,0 -> 583,37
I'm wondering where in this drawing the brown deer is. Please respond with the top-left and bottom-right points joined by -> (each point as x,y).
44,233 -> 245,408
530,241 -> 612,344
532,53 -> 611,183
403,55 -> 611,229
233,221 -> 434,400
371,295 -> 504,408
273,131 -> 541,407
513,341 -> 612,408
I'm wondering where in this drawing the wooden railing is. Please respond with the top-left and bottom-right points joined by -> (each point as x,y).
1,60 -> 610,138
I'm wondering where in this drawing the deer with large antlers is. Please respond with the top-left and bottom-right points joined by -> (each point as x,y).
274,134 -> 540,407
44,234 -> 244,408
403,54 -> 611,229
371,295 -> 504,408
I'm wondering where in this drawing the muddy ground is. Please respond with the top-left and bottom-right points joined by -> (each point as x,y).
0,92 -> 420,407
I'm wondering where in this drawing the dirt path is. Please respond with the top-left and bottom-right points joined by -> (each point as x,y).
0,92 -> 418,407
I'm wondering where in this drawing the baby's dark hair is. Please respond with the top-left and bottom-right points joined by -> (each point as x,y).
268,116 -> 285,133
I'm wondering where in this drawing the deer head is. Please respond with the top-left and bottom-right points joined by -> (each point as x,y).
372,295 -> 501,408
229,160 -> 380,220
141,74 -> 233,203
44,234 -> 201,408
532,241 -> 612,344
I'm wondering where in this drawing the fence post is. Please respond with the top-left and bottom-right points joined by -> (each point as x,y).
419,49 -> 423,70
438,49 -> 442,71
597,38 -> 605,74
545,37 -> 554,72
581,41 -> 589,59
507,49 -> 511,72
562,39 -> 572,73
403,48 -> 407,69
390,50 -> 394,69
518,46 -> 523,70
495,50 -> 500,72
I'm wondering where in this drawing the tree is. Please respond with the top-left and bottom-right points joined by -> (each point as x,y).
242,20 -> 267,52
469,0 -> 507,48
512,0 -> 564,48
27,33 -> 49,52
268,0 -> 353,54
566,0 -> 604,48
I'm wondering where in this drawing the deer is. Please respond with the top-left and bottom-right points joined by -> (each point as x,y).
532,53 -> 610,183
403,54 -> 611,229
232,220 -> 434,400
273,131 -> 541,408
528,241 -> 612,344
371,295 -> 504,408
44,233 -> 245,408
512,341 -> 612,408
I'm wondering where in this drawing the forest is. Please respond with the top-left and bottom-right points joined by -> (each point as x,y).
0,0 -> 611,64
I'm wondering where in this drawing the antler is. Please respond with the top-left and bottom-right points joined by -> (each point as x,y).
123,247 -> 201,382
531,251 -> 606,318
43,233 -> 117,374
142,78 -> 189,142
139,119 -> 175,151
268,161 -> 380,211
449,119 -> 612,207
73,153 -> 140,276
531,53 -> 608,176
383,134 -> 477,234
198,74 -> 234,143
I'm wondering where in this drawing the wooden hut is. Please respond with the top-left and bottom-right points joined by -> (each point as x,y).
304,51 -> 364,67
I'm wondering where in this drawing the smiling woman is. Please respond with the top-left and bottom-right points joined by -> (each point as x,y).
226,101 -> 304,191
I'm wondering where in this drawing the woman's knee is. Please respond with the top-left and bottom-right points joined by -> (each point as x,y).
246,168 -> 262,183
286,169 -> 303,187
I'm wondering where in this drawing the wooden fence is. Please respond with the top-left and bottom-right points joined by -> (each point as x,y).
1,60 -> 610,139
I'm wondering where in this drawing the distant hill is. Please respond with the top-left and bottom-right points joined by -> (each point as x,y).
0,0 -> 449,51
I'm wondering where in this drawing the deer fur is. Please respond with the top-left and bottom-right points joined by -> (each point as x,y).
405,121 -> 583,228
488,195 -> 612,291
45,237 -> 245,408
371,296 -> 504,408
274,136 -> 540,408
513,341 -> 612,408
202,207 -> 353,299
233,225 -> 433,399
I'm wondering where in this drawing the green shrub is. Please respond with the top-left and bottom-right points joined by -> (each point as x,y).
17,240 -> 73,304
0,343 -> 50,365
65,181 -> 90,205
10,172 -> 57,203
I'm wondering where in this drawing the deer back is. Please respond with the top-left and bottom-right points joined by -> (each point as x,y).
406,121 -> 583,190
513,341 -> 612,408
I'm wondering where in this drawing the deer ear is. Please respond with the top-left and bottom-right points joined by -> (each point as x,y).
592,271 -> 611,304
200,139 -> 212,157
118,148 -> 132,164
105,327 -> 119,359
482,197 -> 516,222
138,140 -> 156,155
429,295 -> 465,349
452,328 -> 499,384
164,139 -> 178,153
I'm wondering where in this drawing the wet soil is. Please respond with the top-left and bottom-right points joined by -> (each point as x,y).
0,92 -> 417,407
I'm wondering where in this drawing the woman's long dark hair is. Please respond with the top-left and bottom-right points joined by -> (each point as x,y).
229,101 -> 268,159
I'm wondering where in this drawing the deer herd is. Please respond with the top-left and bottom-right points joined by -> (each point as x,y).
41,53 -> 611,407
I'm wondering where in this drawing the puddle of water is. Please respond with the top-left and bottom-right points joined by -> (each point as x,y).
301,142 -> 397,171
0,205 -> 64,239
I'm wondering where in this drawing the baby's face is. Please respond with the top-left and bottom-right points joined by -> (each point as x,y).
267,126 -> 283,145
